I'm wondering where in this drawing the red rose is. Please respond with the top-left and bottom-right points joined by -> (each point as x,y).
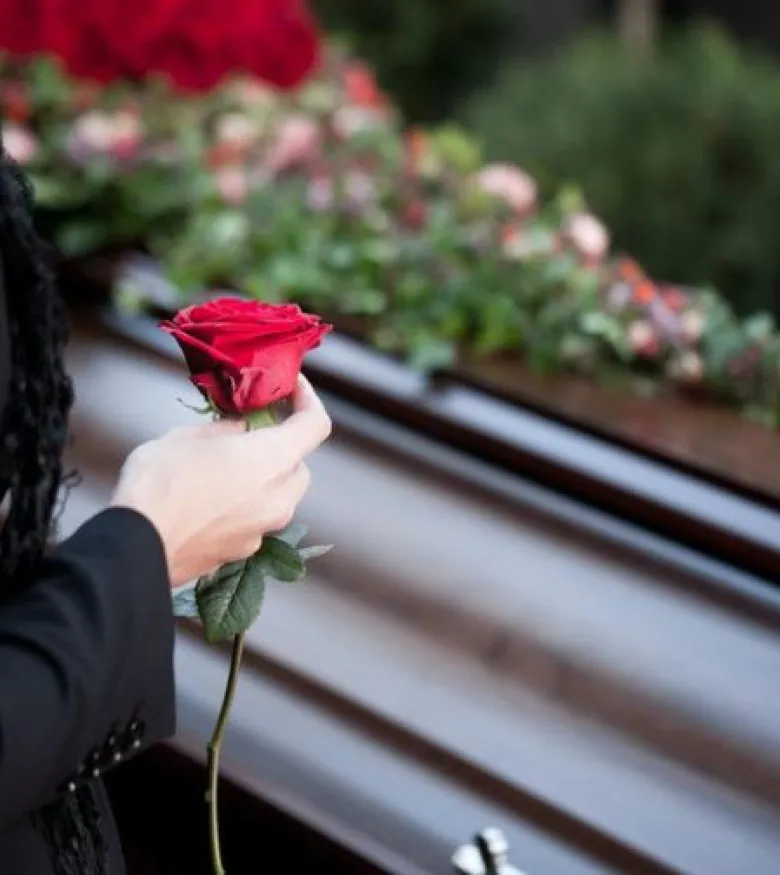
0,0 -> 320,92
161,298 -> 331,415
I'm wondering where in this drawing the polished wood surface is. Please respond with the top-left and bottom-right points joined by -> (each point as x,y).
62,314 -> 780,875
459,354 -> 780,504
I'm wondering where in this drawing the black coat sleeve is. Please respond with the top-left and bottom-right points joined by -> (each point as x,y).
0,506 -> 176,827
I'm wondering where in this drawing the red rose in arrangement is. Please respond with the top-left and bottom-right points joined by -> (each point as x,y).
0,0 -> 320,92
161,298 -> 331,415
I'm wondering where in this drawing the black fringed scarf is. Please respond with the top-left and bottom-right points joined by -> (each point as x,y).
33,787 -> 107,875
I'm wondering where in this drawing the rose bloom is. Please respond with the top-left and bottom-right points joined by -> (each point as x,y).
668,350 -> 704,385
474,163 -> 537,214
214,167 -> 250,205
67,110 -> 143,161
265,115 -> 320,173
161,298 -> 332,415
565,212 -> 610,264
342,61 -> 383,107
2,122 -> 38,165
628,320 -> 660,358
680,309 -> 706,344
215,113 -> 260,150
111,110 -> 144,160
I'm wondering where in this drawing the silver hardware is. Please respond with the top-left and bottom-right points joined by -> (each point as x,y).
66,782 -> 77,793
452,828 -> 527,875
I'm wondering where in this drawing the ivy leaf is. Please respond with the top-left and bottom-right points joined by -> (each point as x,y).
196,559 -> 267,643
258,535 -> 305,583
172,585 -> 199,619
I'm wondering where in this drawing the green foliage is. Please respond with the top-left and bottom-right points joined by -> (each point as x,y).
197,558 -> 267,643
194,534 -> 329,642
8,43 -> 780,427
466,24 -> 780,318
312,0 -> 516,122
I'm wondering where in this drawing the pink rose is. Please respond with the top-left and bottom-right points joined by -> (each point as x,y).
265,115 -> 320,173
67,110 -> 143,162
474,163 -> 537,214
565,212 -> 610,264
2,122 -> 38,165
628,320 -> 659,358
680,309 -> 705,344
214,167 -> 250,205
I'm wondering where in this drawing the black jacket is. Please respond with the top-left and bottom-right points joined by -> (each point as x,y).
0,268 -> 176,871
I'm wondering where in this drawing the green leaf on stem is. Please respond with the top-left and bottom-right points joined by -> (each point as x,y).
172,585 -> 199,618
276,522 -> 309,547
299,544 -> 334,562
258,535 -> 306,582
196,559 -> 267,643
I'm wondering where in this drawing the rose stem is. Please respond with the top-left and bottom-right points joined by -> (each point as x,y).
206,404 -> 278,873
207,631 -> 246,875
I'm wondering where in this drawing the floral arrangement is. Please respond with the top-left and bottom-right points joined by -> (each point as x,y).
3,44 -> 780,426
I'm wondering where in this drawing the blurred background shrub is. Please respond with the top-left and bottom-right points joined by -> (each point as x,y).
312,0 -> 518,122
466,24 -> 780,318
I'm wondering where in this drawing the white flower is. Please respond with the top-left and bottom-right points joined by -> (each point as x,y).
265,115 -> 320,173
68,110 -> 142,159
2,122 -> 38,165
680,309 -> 705,344
215,113 -> 259,149
628,320 -> 658,356
214,167 -> 249,205
474,163 -> 537,214
668,350 -> 704,384
71,111 -> 116,152
566,212 -> 610,263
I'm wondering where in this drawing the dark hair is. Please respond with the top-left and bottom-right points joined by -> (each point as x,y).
0,141 -> 106,875
0,146 -> 74,593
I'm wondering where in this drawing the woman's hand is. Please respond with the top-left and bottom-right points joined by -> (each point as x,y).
110,377 -> 331,587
